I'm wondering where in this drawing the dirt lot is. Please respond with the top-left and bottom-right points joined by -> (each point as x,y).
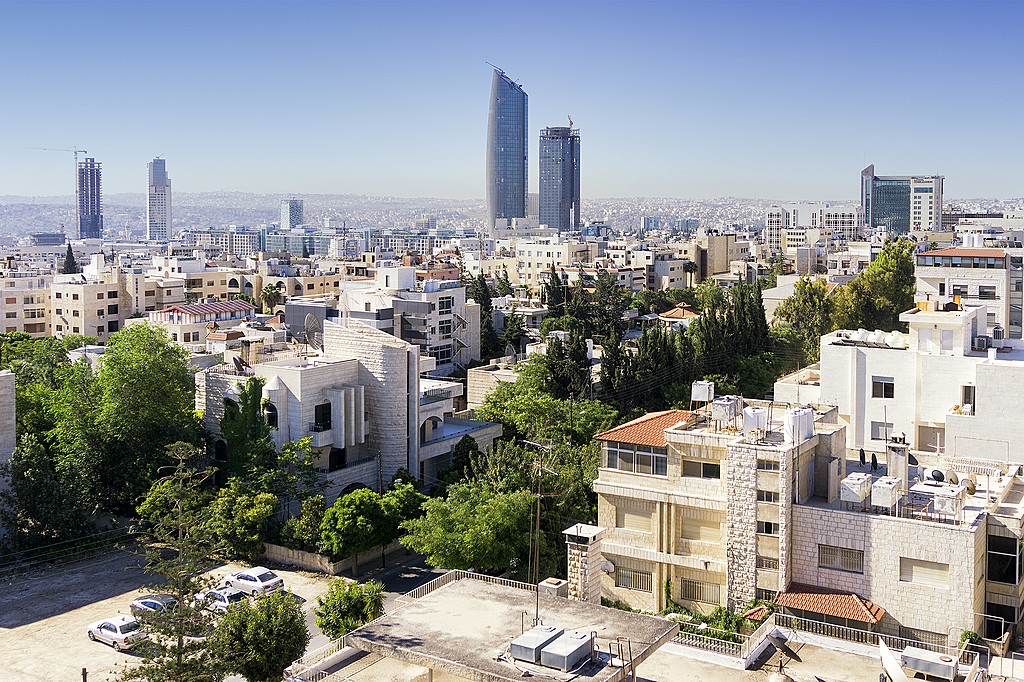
0,547 -> 336,682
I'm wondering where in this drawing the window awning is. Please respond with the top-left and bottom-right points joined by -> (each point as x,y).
776,583 -> 886,625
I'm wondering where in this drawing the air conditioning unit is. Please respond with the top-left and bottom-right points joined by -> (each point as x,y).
973,336 -> 990,351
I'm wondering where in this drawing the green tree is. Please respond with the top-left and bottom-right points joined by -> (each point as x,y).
313,579 -> 385,640
542,264 -> 565,312
773,277 -> 835,363
0,433 -> 93,549
61,244 -> 79,274
219,376 -> 276,479
258,284 -> 281,314
499,309 -> 528,356
301,241 -> 310,259
278,494 -> 327,553
470,272 -> 501,360
400,481 -> 534,576
319,487 -> 389,566
123,443 -> 224,682
205,479 -> 280,562
211,591 -> 309,682
495,267 -> 514,297
840,238 -> 917,331
590,271 -> 629,341
90,324 -> 199,511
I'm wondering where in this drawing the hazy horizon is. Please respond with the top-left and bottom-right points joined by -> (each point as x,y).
3,1 -> 1023,198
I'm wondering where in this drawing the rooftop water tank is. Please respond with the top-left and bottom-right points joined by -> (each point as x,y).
743,406 -> 767,436
783,407 -> 814,443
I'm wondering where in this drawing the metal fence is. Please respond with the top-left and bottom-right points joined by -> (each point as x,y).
0,526 -> 139,577
398,569 -> 536,603
673,628 -> 745,657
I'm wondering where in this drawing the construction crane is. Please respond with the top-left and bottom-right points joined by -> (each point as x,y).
26,146 -> 89,237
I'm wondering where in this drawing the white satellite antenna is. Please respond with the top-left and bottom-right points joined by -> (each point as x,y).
303,313 -> 323,352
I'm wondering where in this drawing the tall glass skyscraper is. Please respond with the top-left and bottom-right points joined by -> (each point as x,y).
147,158 -> 171,242
539,126 -> 581,233
281,198 -> 303,230
486,68 -> 528,231
76,157 -> 103,240
861,164 -> 943,234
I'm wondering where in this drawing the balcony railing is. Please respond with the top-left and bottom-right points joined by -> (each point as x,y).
420,387 -> 452,405
308,421 -> 332,433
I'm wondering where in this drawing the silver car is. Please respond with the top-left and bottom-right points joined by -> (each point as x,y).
87,615 -> 147,651
225,567 -> 284,595
194,586 -> 247,612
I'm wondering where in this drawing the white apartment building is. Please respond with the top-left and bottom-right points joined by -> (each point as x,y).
765,204 -> 861,254
915,246 -> 1022,339
142,299 -> 257,349
774,303 -> 1024,461
196,319 -> 501,502
0,270 -> 51,337
515,239 -> 596,288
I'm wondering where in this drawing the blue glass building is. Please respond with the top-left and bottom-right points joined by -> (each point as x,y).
861,164 -> 943,234
539,126 -> 581,234
486,69 -> 528,231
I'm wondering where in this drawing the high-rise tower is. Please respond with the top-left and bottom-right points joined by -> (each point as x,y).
539,125 -> 581,233
860,164 -> 943,234
485,68 -> 528,232
281,198 -> 303,230
76,157 -> 103,240
146,158 -> 171,241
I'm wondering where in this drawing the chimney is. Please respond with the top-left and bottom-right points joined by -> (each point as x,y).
563,524 -> 605,604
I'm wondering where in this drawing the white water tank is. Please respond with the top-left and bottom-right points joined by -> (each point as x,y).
887,331 -> 906,348
712,396 -> 741,422
851,329 -> 868,343
691,380 -> 715,403
783,407 -> 814,443
868,329 -> 885,344
840,472 -> 872,503
871,476 -> 903,508
743,406 -> 767,436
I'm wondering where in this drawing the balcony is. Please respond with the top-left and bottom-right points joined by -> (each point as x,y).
420,387 -> 452,406
307,421 -> 333,448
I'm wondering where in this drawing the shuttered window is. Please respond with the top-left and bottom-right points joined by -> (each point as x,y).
681,517 -> 721,542
818,544 -> 864,574
899,557 -> 950,588
616,508 -> 652,533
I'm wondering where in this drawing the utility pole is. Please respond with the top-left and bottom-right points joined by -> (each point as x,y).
521,441 -> 558,627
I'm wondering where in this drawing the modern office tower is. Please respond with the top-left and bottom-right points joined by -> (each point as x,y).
281,198 -> 304,230
485,68 -> 528,232
76,157 -> 103,239
860,164 -> 943,234
640,216 -> 659,234
146,158 -> 171,241
539,126 -> 581,234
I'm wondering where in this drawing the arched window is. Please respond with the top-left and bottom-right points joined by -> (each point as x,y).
228,278 -> 239,289
223,397 -> 239,422
263,402 -> 278,428
214,440 -> 227,462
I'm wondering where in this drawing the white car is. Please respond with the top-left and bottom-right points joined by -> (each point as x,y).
225,567 -> 284,595
86,615 -> 147,651
194,587 -> 247,613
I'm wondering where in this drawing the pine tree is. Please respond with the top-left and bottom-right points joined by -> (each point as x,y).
61,244 -> 79,274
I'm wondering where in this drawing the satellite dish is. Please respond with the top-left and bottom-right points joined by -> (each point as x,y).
930,469 -> 945,483
232,356 -> 245,373
908,453 -> 919,466
767,632 -> 802,663
946,471 -> 959,485
965,479 -> 977,495
303,313 -> 324,351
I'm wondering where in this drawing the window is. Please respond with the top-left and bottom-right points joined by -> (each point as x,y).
757,490 -> 779,503
96,292 -> 104,300
756,459 -> 780,471
679,578 -> 720,605
3,298 -> 14,304
818,544 -> 864,573
107,304 -> 118,315
756,589 -> 778,603
72,310 -> 80,317
871,376 -> 894,399
756,556 -> 779,570
96,326 -> 104,335
899,557 -> 949,587
616,507 -> 652,533
328,447 -> 346,472
438,296 -> 453,314
962,385 -> 976,407
108,321 -> 119,332
72,326 -> 80,333
263,402 -> 278,428
988,535 -> 1022,585
951,284 -> 968,296
683,460 -> 721,479
606,443 -> 667,476
615,567 -> 653,592
313,403 -> 331,431
439,319 -> 453,338
870,421 -> 893,441
107,290 -> 118,298
56,324 -> 63,332
55,292 -> 62,299
979,285 -> 997,300
757,521 -> 778,536
72,293 -> 79,300
939,283 -> 946,296
680,515 -> 721,542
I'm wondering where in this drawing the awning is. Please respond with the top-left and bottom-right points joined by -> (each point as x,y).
776,583 -> 886,625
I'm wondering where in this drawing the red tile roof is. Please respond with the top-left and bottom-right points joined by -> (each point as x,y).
595,410 -> 697,447
920,248 -> 1006,257
777,584 -> 886,625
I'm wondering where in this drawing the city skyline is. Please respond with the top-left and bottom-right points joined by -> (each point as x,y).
3,1 -> 1024,199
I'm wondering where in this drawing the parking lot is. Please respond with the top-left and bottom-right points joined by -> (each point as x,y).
0,547 -> 337,681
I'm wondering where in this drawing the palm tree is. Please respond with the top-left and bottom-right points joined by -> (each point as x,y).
683,261 -> 698,288
259,283 -> 282,313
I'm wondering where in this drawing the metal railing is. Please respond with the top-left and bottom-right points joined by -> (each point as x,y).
308,421 -> 332,433
673,628 -> 744,657
398,569 -> 536,603
420,387 -> 453,405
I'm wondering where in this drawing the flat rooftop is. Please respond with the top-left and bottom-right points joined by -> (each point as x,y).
346,577 -> 678,682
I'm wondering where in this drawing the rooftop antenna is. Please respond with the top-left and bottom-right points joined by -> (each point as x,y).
485,61 -> 504,74
568,114 -> 573,129
302,313 -> 323,352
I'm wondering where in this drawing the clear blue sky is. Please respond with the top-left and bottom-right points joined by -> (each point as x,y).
3,0 -> 1022,199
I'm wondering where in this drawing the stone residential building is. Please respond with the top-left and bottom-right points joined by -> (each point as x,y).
0,269 -> 52,337
142,299 -> 257,349
196,319 -> 500,502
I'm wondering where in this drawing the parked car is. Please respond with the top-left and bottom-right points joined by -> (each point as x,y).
225,567 -> 284,595
194,587 -> 247,613
86,615 -> 147,651
130,593 -> 178,616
